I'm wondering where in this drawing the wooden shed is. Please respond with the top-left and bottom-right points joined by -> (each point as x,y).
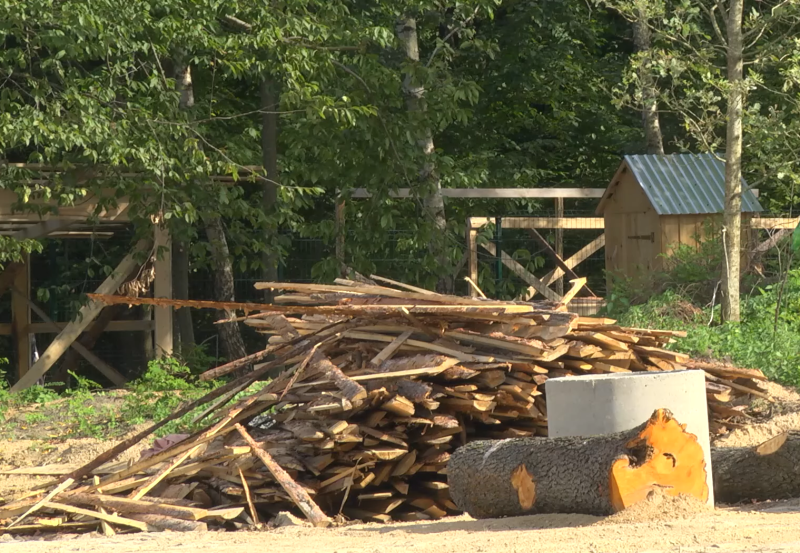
596,153 -> 763,287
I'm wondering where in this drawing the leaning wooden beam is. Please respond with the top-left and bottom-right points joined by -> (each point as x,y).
11,287 -> 127,387
479,241 -> 562,302
10,239 -> 151,392
540,234 -> 606,290
526,227 -> 596,297
235,423 -> 331,527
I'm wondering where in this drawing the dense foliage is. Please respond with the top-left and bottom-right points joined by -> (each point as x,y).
4,1 -> 800,380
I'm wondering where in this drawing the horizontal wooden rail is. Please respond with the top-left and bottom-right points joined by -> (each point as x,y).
751,217 -> 799,229
351,188 -> 606,199
0,319 -> 153,336
470,217 -> 606,230
471,216 -> 794,231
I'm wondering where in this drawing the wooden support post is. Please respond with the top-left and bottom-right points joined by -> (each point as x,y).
555,198 -> 564,296
467,220 -> 478,299
11,255 -> 31,381
154,225 -> 173,358
335,200 -> 346,277
10,240 -> 150,392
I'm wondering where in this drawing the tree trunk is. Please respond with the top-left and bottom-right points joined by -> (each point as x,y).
173,50 -> 247,368
632,13 -> 665,156
172,52 -> 196,352
711,432 -> 800,504
722,0 -> 744,322
260,78 -> 279,302
396,16 -> 452,294
205,216 -> 249,374
447,409 -> 708,518
172,240 -> 194,352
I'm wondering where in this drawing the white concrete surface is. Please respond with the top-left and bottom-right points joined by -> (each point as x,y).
545,369 -> 714,505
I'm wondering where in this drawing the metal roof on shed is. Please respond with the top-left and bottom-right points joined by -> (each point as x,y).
602,154 -> 763,215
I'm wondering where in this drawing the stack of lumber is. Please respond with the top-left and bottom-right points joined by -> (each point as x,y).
0,276 -> 769,533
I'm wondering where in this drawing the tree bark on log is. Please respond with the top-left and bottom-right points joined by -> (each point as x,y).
711,432 -> 800,504
447,409 -> 708,518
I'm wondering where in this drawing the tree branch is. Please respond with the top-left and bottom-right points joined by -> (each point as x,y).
426,5 -> 481,68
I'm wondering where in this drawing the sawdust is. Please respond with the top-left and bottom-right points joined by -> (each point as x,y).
0,424 -> 151,500
602,490 -> 713,524
715,381 -> 800,448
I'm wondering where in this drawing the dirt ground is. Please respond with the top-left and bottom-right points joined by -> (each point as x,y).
4,381 -> 800,553
5,501 -> 800,553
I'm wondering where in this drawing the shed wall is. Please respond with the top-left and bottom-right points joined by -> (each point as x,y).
603,170 -> 661,288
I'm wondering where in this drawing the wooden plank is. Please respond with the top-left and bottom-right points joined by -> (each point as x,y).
0,319 -> 154,335
471,217 -> 605,230
11,255 -> 30,380
154,224 -> 173,357
541,234 -> 605,289
369,330 -> 413,367
751,217 -> 799,229
479,241 -> 562,302
351,188 -> 606,199
335,200 -> 346,275
555,198 -> 564,296
11,287 -> 128,387
254,281 -> 491,306
0,188 -> 131,222
31,319 -> 153,334
526,227 -> 595,296
467,225 -> 479,298
11,219 -> 75,240
10,239 -> 151,392
235,423 -> 331,527
43,501 -> 153,532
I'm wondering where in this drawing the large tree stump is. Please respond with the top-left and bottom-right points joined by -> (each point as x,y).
711,431 -> 800,504
447,409 -> 708,518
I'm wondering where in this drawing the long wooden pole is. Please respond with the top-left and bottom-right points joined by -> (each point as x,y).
235,423 -> 331,527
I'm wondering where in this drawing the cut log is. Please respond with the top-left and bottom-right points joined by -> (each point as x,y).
711,431 -> 800,503
447,409 -> 708,518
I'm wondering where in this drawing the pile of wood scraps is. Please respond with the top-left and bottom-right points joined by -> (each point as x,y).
0,276 -> 770,534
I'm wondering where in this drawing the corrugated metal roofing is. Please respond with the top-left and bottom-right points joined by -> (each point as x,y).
623,153 -> 763,215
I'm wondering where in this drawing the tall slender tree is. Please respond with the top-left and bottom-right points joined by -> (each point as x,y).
722,0 -> 745,322
396,15 -> 451,294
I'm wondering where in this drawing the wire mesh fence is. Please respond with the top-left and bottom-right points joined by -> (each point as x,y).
7,205 -> 796,388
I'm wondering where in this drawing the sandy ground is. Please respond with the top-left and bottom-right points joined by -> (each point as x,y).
5,503 -> 800,553
4,382 -> 800,553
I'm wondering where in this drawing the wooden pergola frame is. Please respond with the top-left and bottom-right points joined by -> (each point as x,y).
0,188 -> 174,389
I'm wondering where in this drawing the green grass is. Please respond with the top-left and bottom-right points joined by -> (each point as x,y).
0,355 -> 233,440
609,282 -> 800,388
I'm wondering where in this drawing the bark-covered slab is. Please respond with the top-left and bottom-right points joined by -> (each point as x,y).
447,409 -> 708,518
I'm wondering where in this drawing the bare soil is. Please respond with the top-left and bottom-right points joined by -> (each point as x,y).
4,382 -> 800,553
5,503 -> 800,553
